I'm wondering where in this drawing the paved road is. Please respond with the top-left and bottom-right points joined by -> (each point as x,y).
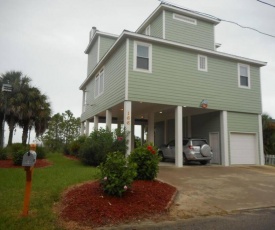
107,207 -> 275,230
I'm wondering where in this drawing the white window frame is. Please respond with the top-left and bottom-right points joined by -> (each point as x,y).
133,41 -> 152,73
173,13 -> 197,25
94,68 -> 104,98
238,63 -> 250,89
82,90 -> 87,112
145,25 -> 150,36
198,55 -> 208,72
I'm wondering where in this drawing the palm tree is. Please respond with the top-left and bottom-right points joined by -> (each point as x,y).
0,71 -> 31,146
19,87 -> 51,145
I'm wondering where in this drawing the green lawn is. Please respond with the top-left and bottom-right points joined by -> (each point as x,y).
0,153 -> 99,230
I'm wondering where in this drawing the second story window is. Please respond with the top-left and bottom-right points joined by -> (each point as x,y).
95,69 -> 104,97
238,64 -> 250,88
134,41 -> 152,73
198,55 -> 208,72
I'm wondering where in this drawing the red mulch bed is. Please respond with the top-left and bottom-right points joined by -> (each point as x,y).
0,159 -> 52,168
60,180 -> 177,228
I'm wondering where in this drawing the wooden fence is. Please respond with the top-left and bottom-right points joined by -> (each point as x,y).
265,155 -> 275,165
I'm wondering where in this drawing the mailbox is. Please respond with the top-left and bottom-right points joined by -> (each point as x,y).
22,150 -> 37,167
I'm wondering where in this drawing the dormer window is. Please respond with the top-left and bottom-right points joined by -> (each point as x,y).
238,64 -> 250,88
133,41 -> 152,73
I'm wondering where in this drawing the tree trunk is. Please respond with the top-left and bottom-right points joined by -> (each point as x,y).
22,121 -> 29,145
0,114 -> 4,148
8,118 -> 15,146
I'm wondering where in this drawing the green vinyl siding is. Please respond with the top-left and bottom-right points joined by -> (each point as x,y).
227,112 -> 260,163
128,39 -> 262,114
81,43 -> 126,121
99,36 -> 117,60
150,12 -> 163,38
191,112 -> 220,143
87,38 -> 98,75
165,11 -> 215,50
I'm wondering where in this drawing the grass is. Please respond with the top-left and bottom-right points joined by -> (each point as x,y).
0,153 -> 99,230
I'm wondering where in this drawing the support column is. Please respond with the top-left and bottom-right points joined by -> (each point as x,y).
124,101 -> 132,156
106,110 -> 112,130
164,119 -> 167,144
258,114 -> 265,165
85,120 -> 90,136
131,119 -> 135,150
94,116 -> 99,131
175,106 -> 183,167
80,122 -> 85,135
148,113 -> 154,144
220,111 -> 229,166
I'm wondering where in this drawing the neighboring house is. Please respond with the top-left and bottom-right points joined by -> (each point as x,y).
79,3 -> 267,167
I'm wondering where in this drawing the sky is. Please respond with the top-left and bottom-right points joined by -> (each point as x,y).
0,0 -> 275,143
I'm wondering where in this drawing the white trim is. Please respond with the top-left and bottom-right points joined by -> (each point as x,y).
97,36 -> 100,63
163,10 -> 166,39
258,115 -> 265,165
173,13 -> 197,25
125,39 -> 129,100
238,63 -> 251,89
220,111 -> 229,166
133,41 -> 152,73
198,55 -> 208,72
80,31 -> 266,90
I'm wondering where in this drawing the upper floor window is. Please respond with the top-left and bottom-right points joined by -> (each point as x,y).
145,25 -> 150,35
95,69 -> 104,97
238,64 -> 250,88
198,55 -> 208,72
82,90 -> 87,112
133,41 -> 152,73
173,13 -> 197,25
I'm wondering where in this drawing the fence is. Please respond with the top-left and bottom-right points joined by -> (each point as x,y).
265,155 -> 275,165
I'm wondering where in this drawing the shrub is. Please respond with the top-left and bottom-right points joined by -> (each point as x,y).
69,135 -> 87,157
12,150 -> 26,166
63,144 -> 70,155
79,128 -> 127,166
0,149 -> 7,160
99,152 -> 137,197
128,143 -> 161,180
36,146 -> 46,159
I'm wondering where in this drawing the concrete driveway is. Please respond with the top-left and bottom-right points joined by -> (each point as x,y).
157,164 -> 275,219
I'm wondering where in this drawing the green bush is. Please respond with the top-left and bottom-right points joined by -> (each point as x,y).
79,128 -> 127,166
68,135 -> 87,157
99,152 -> 137,197
12,150 -> 26,166
128,143 -> 161,180
36,146 -> 46,159
0,149 -> 7,160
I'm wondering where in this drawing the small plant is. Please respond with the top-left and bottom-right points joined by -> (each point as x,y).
99,152 -> 137,197
128,143 -> 161,180
8,144 -> 28,166
0,149 -> 7,160
12,150 -> 26,166
69,135 -> 87,157
36,146 -> 47,159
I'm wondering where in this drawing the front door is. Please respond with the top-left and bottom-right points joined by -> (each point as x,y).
209,132 -> 221,164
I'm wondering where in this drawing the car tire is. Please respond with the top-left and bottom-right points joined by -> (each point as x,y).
200,144 -> 211,157
158,151 -> 165,162
200,160 -> 208,165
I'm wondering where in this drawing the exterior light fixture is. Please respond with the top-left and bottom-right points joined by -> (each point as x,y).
200,99 -> 208,109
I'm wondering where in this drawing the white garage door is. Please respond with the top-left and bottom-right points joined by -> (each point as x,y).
230,133 -> 257,164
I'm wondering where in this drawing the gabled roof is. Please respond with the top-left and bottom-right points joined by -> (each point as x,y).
85,31 -> 118,54
79,31 -> 267,90
136,2 -> 220,34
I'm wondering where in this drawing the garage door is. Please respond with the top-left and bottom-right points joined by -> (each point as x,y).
230,133 -> 257,164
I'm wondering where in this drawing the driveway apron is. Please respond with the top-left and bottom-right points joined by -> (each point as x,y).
157,164 -> 275,219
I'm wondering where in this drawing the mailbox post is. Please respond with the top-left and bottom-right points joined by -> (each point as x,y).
22,144 -> 37,216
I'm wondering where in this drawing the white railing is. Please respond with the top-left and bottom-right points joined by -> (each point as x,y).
265,155 -> 275,165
